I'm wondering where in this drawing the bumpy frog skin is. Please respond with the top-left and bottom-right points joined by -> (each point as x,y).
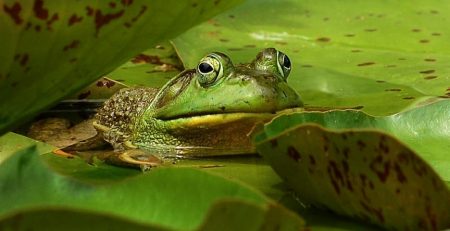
94,48 -> 302,157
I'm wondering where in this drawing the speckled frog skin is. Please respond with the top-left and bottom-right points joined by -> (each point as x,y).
94,48 -> 303,156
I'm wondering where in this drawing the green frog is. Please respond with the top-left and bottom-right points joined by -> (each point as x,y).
91,48 -> 302,167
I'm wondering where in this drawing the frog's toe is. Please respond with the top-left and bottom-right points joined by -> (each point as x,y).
52,149 -> 76,158
103,149 -> 162,170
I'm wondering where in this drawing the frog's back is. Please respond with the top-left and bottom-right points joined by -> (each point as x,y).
95,87 -> 158,136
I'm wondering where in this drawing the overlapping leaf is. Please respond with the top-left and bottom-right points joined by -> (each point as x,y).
0,0 -> 243,134
255,100 -> 450,230
0,146 -> 306,231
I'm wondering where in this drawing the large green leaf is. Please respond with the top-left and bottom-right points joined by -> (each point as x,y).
257,100 -> 450,181
173,0 -> 450,116
0,132 -> 385,230
0,201 -> 305,231
0,146 -> 305,230
255,100 -> 450,230
0,0 -> 243,134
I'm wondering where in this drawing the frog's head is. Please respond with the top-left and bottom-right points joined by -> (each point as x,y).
150,48 -> 302,119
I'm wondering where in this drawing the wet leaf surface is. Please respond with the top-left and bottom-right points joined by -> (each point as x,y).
173,0 -> 450,116
0,146 -> 306,230
0,0 -> 244,134
255,100 -> 450,230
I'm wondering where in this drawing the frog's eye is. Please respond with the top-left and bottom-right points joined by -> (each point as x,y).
276,51 -> 291,80
197,55 -> 223,87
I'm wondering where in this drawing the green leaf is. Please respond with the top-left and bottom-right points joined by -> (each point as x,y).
0,201 -> 305,231
256,100 -> 450,181
173,0 -> 450,116
0,0 -> 244,134
255,101 -> 450,230
106,41 -> 183,88
0,132 -> 53,164
0,146 -> 305,230
0,208 -> 169,231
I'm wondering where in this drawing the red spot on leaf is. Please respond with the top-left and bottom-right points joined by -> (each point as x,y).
343,147 -> 350,159
34,25 -> 41,31
46,13 -> 59,30
63,40 -> 80,52
3,2 -> 23,25
68,14 -> 83,26
131,54 -> 163,65
32,0 -> 58,30
357,140 -> 366,150
33,0 -> 48,20
327,161 -> 344,194
393,163 -> 407,184
431,177 -> 443,191
287,146 -> 301,162
397,151 -> 410,164
24,22 -> 32,30
86,6 -> 94,16
308,155 -> 316,166
121,0 -> 133,6
78,91 -> 91,99
19,54 -> 29,67
269,139 -> 277,147
412,157 -> 428,177
360,201 -> 384,223
94,9 -> 124,36
124,5 -> 147,28
341,160 -> 353,191
419,69 -> 435,74
370,155 -> 390,182
109,2 -> 116,8
359,174 -> 370,201
426,205 -> 438,231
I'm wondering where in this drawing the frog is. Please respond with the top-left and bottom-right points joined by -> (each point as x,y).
89,48 -> 303,167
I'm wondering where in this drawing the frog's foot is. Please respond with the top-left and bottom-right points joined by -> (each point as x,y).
104,149 -> 162,171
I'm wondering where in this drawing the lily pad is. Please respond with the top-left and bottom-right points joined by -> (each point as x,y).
258,99 -> 450,181
0,0 -> 244,134
255,101 -> 450,230
106,41 -> 183,88
173,0 -> 450,116
0,201 -> 305,231
0,146 -> 306,230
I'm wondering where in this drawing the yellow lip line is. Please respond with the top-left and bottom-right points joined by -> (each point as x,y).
167,107 -> 304,126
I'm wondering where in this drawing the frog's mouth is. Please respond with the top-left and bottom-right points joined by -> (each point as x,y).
157,107 -> 304,125
154,100 -> 303,121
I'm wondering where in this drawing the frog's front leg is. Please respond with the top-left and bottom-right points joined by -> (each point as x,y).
102,148 -> 162,171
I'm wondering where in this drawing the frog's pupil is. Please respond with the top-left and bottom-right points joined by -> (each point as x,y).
283,55 -> 291,69
199,62 -> 213,73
